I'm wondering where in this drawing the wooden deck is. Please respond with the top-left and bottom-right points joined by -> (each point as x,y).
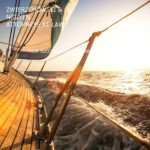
0,67 -> 40,149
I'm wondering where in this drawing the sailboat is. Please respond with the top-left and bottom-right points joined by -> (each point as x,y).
0,0 -> 150,150
0,0 -> 79,149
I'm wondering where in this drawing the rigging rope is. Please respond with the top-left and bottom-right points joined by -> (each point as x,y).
15,0 -> 56,62
22,0 -> 150,85
14,0 -> 42,50
0,0 -> 44,49
39,40 -> 89,62
31,40 -> 88,86
1,0 -> 150,73
3,0 -> 20,71
11,0 -> 21,47
13,0 -> 150,49
0,41 -> 17,48
16,59 -> 23,70
16,0 -> 47,53
101,0 -> 150,33
0,39 -> 49,48
22,2 -> 55,46
0,2 -> 52,25
1,1 -> 149,62
22,2 -> 56,47
8,0 -> 19,49
5,0 -> 55,72
33,0 -> 150,63
9,1 -> 150,146
15,1 -> 55,83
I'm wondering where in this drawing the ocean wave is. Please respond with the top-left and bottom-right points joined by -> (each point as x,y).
34,79 -> 149,150
45,78 -> 150,137
75,84 -> 150,135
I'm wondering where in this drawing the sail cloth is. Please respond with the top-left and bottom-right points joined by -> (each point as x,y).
11,0 -> 79,59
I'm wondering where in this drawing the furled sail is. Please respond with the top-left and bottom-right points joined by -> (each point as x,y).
11,0 -> 79,59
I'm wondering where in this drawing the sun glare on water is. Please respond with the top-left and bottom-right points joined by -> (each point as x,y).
118,71 -> 145,94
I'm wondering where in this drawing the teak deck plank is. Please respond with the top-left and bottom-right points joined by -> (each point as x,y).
0,88 -> 28,149
0,85 -> 23,140
0,74 -> 11,85
0,68 -> 40,150
0,80 -> 17,97
0,82 -> 20,109
22,89 -> 34,150
0,76 -> 14,95
12,90 -> 31,150
0,83 -> 18,107
0,72 -> 21,96
0,83 -> 22,121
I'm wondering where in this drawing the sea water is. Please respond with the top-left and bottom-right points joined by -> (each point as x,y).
26,71 -> 150,150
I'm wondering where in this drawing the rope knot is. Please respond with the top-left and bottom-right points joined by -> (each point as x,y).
89,31 -> 102,41
92,31 -> 102,37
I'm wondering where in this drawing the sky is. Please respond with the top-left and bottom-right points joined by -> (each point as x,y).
0,0 -> 150,71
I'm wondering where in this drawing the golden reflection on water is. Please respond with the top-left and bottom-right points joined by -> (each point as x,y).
118,71 -> 145,94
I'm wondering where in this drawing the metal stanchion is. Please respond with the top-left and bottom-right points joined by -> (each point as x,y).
16,59 -> 23,70
33,61 -> 47,87
3,48 -> 10,73
24,60 -> 32,75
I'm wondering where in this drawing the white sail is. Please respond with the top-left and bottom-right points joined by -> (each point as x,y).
12,0 -> 79,59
